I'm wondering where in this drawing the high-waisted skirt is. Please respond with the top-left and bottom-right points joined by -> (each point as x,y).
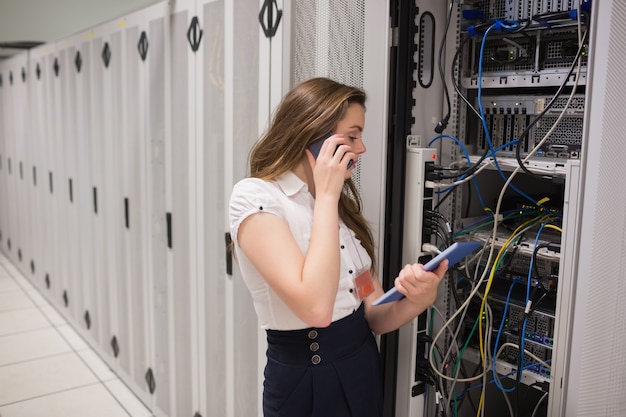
263,304 -> 383,417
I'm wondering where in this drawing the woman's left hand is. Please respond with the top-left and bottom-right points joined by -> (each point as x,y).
393,259 -> 448,308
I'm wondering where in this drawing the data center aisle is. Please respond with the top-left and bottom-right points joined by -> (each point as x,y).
0,252 -> 153,417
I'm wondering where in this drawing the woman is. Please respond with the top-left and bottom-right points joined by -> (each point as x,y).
229,77 -> 447,417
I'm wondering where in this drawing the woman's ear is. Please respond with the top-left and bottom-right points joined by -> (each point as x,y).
304,148 -> 316,168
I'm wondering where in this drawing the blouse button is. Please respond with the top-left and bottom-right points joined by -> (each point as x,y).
308,330 -> 318,340
310,342 -> 319,352
349,269 -> 353,274
341,245 -> 345,249
311,354 -> 321,365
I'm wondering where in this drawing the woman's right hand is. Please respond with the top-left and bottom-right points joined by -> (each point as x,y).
306,134 -> 355,199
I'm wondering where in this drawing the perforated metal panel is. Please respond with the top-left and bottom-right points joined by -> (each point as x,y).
292,0 -> 366,189
565,1 -> 626,415
292,0 -> 365,87
475,0 -> 578,20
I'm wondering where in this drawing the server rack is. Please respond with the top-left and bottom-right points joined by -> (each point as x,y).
387,1 -> 625,416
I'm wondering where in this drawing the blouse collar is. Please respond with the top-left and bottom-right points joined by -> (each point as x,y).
275,170 -> 309,197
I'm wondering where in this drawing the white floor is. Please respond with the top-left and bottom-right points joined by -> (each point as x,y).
0,252 -> 154,417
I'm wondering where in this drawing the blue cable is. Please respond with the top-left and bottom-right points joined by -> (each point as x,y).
518,222 -> 548,378
428,134 -> 471,162
492,277 -> 521,392
426,135 -> 519,211
427,134 -> 488,210
477,23 -> 543,207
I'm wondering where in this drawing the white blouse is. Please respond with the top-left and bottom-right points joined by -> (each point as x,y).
229,171 -> 371,330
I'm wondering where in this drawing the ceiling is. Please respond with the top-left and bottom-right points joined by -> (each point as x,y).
0,0 -> 161,59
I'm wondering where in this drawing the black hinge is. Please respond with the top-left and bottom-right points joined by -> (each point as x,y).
75,50 -> 82,73
69,178 -> 73,203
225,232 -> 233,276
0,72 -> 3,87
145,368 -> 156,394
18,248 -> 22,262
63,290 -> 69,307
138,31 -> 149,61
93,187 -> 98,214
33,166 -> 37,186
84,310 -> 91,329
10,70 -> 13,85
258,0 -> 283,38
111,336 -> 120,357
49,171 -> 53,194
21,67 -> 26,83
102,42 -> 112,68
36,63 -> 41,80
53,57 -> 60,77
19,161 -> 23,180
30,259 -> 35,274
45,273 -> 50,289
187,16 -> 203,52
166,212 -> 172,249
7,238 -> 11,251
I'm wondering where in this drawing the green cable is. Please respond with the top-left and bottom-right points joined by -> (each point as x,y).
452,312 -> 480,416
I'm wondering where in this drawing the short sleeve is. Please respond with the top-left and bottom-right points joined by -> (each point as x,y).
229,178 -> 284,247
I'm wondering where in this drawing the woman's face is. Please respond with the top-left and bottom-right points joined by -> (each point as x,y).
335,103 -> 366,178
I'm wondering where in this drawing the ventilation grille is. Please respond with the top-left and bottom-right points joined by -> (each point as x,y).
476,0 -> 577,20
573,2 -> 626,414
292,0 -> 365,189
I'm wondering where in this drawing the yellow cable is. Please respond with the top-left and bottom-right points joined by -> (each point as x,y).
544,223 -> 562,233
476,214 -> 561,414
475,392 -> 483,417
477,216 -> 545,364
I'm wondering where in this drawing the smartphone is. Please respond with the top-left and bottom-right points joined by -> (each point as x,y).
308,132 -> 354,168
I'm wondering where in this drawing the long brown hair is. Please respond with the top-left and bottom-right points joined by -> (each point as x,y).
249,77 -> 377,272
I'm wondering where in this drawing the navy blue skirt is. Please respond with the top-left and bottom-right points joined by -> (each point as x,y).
263,304 -> 383,417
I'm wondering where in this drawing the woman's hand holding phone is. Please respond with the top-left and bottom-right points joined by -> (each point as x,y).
308,133 -> 354,168
307,133 -> 355,199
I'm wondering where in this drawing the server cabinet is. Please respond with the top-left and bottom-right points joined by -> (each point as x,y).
195,1 -> 264,416
0,54 -> 30,272
165,1 -> 201,415
392,1 -> 594,416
